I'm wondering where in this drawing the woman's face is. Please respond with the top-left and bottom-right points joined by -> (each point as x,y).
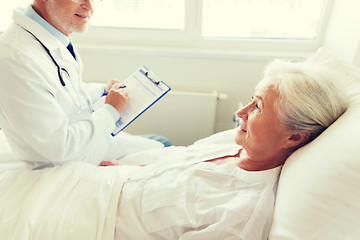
234,79 -> 290,160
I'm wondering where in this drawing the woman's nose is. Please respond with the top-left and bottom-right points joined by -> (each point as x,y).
237,100 -> 255,120
236,105 -> 248,121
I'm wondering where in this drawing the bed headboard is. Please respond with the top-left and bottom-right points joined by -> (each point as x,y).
268,48 -> 360,239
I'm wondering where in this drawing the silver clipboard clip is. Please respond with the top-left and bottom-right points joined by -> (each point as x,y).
140,67 -> 160,85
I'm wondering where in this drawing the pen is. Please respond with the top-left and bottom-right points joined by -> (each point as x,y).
102,85 -> 126,96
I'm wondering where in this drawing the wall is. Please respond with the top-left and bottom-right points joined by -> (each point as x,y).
78,47 -> 306,134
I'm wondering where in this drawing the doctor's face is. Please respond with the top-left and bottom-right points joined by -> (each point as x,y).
234,79 -> 290,160
43,0 -> 95,36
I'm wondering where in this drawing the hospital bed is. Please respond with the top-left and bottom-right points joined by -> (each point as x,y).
0,48 -> 360,239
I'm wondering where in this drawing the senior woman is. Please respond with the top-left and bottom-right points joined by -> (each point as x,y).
101,59 -> 348,240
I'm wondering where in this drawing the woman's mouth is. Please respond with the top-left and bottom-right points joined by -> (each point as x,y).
238,126 -> 247,133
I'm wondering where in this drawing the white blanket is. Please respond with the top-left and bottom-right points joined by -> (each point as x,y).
0,136 -> 139,240
0,129 -> 238,239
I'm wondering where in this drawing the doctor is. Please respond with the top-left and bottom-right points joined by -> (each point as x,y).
0,0 -> 169,169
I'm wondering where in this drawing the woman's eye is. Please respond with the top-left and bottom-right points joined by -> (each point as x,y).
251,97 -> 260,111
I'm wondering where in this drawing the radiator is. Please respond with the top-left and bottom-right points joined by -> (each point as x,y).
124,91 -> 225,146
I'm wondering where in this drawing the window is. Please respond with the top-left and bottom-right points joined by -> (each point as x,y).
87,0 -> 332,51
1,0 -> 332,52
201,0 -> 325,40
92,0 -> 185,30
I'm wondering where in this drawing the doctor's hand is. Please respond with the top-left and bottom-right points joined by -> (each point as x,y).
104,79 -> 122,93
105,84 -> 129,113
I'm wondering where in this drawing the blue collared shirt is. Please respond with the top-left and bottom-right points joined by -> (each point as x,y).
24,5 -> 70,47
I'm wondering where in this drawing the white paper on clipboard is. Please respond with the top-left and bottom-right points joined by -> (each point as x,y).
111,66 -> 171,136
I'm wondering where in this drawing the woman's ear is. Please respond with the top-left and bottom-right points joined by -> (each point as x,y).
283,132 -> 311,149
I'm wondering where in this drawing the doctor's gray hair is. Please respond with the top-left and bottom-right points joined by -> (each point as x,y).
264,59 -> 348,142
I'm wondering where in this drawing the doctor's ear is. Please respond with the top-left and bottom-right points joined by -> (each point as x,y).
283,131 -> 311,150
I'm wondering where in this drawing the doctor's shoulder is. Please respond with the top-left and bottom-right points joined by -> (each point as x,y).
0,27 -> 59,94
0,24 -> 46,62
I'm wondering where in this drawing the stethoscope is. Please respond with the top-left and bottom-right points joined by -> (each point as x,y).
26,30 -> 68,87
26,30 -> 91,110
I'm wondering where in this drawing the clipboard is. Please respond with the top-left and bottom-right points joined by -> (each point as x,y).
111,66 -> 171,136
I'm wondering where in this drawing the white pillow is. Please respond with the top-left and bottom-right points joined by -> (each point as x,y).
269,48 -> 360,239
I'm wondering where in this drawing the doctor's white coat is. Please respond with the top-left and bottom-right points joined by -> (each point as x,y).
0,8 -> 162,169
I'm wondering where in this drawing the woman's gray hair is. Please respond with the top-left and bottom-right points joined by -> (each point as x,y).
264,59 -> 349,142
